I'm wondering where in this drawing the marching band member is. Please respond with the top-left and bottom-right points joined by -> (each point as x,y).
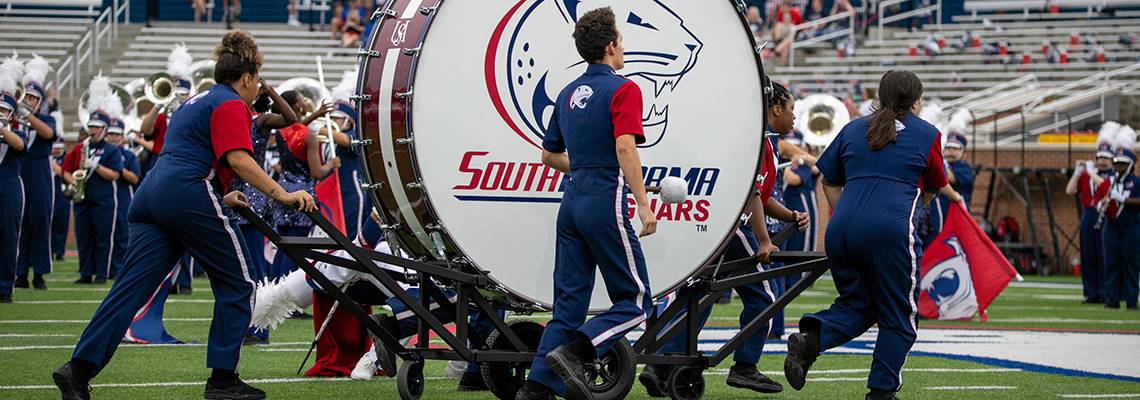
137,44 -> 194,179
1067,123 -> 1119,304
326,69 -> 373,239
104,118 -> 140,279
782,131 -> 820,258
1096,126 -> 1139,310
267,89 -> 339,281
931,132 -> 974,231
640,80 -> 808,396
15,54 -> 57,290
0,66 -> 29,304
786,70 -> 962,400
519,9 -> 656,399
51,140 -> 70,261
55,31 -> 315,400
62,77 -> 125,285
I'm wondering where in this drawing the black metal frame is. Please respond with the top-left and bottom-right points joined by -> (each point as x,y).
236,206 -> 828,394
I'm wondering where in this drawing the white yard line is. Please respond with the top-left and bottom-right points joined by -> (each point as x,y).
1058,395 -> 1140,398
0,318 -> 214,324
13,299 -> 216,305
0,377 -> 350,390
0,342 -> 309,351
926,386 -> 1018,390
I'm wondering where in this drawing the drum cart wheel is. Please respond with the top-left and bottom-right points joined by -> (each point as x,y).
481,320 -> 546,400
587,338 -> 636,400
397,359 -> 425,400
666,366 -> 705,400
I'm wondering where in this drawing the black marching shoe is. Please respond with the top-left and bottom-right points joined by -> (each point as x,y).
515,380 -> 555,400
93,278 -> 107,284
784,330 -> 820,391
33,274 -> 47,290
1083,297 -> 1104,304
74,277 -> 93,284
457,371 -> 489,391
0,295 -> 12,304
52,362 -> 92,400
545,342 -> 595,400
204,374 -> 265,400
1106,302 -> 1121,309
726,363 -> 784,393
866,388 -> 898,400
241,333 -> 269,346
367,315 -> 400,377
638,365 -> 670,397
14,276 -> 28,288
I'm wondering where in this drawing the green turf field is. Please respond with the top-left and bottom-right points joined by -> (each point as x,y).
2,258 -> 1139,399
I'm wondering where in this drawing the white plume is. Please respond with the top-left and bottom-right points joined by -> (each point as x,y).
85,75 -> 123,119
1115,124 -> 1137,151
946,108 -> 972,135
0,74 -> 17,100
166,44 -> 193,78
330,68 -> 358,103
22,53 -> 51,86
251,271 -> 312,330
918,100 -> 942,126
1098,121 -> 1121,147
0,52 -> 23,87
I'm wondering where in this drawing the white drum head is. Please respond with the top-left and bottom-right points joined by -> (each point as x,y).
392,0 -> 765,308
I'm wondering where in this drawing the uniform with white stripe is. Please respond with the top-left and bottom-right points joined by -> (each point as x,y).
70,84 -> 258,375
802,113 -> 948,392
61,129 -> 123,282
526,63 -> 652,395
0,123 -> 28,299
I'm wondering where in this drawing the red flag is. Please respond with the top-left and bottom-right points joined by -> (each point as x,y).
315,172 -> 346,234
918,202 -> 1019,321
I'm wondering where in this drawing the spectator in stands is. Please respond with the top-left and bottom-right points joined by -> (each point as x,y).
146,0 -> 159,28
288,0 -> 302,27
771,2 -> 801,65
747,6 -> 764,40
340,0 -> 367,48
224,0 -> 242,29
190,0 -> 207,25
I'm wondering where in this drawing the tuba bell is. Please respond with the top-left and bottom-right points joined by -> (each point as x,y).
794,94 -> 850,149
190,60 -> 216,94
144,72 -> 176,108
277,77 -> 331,111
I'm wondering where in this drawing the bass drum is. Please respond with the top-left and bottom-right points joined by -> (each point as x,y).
356,0 -> 768,309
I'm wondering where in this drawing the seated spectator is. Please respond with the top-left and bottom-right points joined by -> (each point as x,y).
746,6 -> 764,40
340,0 -> 367,47
190,0 -> 207,24
331,1 -> 345,40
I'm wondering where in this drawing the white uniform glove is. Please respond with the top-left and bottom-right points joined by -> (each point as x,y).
1110,187 -> 1128,202
82,157 -> 99,170
16,103 -> 32,119
1084,161 -> 1095,173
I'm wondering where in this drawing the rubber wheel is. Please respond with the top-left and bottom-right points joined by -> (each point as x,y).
480,320 -> 546,400
397,360 -> 424,400
586,338 -> 636,400
666,366 -> 705,400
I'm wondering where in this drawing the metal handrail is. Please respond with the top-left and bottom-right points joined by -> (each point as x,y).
1025,62 -> 1140,110
943,74 -> 1037,110
878,0 -> 942,43
787,10 -> 855,68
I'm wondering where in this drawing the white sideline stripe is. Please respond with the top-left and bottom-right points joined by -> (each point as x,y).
926,386 -> 1018,390
0,334 -> 75,338
1058,395 -> 1140,398
0,377 -> 352,390
0,342 -> 310,351
14,299 -> 217,305
703,368 -> 1022,375
0,318 -> 214,324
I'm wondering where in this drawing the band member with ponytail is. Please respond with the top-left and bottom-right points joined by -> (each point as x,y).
785,70 -> 962,400
54,31 -> 315,400
267,90 -> 339,281
137,44 -> 194,179
62,77 -> 125,285
0,69 -> 29,304
15,54 -> 57,290
104,118 -> 140,279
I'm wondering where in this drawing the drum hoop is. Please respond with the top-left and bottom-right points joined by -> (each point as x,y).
357,0 -> 770,307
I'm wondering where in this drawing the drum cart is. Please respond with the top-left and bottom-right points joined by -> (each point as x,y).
237,206 -> 827,400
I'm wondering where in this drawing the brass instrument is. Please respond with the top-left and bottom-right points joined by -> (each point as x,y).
144,72 -> 177,113
793,94 -> 851,149
64,138 -> 92,203
190,60 -> 216,93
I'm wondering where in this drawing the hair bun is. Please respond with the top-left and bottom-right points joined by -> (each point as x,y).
215,30 -> 259,62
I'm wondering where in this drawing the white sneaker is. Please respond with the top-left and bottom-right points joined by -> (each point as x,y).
287,18 -> 302,27
445,360 -> 467,379
350,349 -> 378,380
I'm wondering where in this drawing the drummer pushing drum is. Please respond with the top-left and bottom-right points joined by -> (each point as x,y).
517,7 -> 656,400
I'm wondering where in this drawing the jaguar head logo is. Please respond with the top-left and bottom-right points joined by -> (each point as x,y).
487,0 -> 703,149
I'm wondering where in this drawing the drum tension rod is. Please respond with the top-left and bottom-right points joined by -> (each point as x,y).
402,46 -> 421,56
396,88 -> 414,99
357,48 -> 381,58
351,138 -> 373,147
372,8 -> 396,19
349,94 -> 372,102
419,5 -> 439,16
406,181 -> 424,190
395,137 -> 413,145
361,182 -> 383,191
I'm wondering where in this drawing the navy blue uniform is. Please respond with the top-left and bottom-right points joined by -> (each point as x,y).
1077,168 -> 1114,301
0,126 -> 28,297
337,127 -> 372,240
803,113 -> 948,392
17,112 -> 58,278
783,164 -> 819,254
526,64 -> 652,395
932,159 -> 974,231
71,84 -> 258,374
52,153 -> 71,259
110,148 -> 140,278
1099,175 -> 1140,308
63,139 -> 123,281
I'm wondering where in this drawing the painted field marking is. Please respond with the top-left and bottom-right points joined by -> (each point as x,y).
0,377 -> 351,390
0,318 -> 214,324
0,342 -> 309,351
12,299 -> 216,305
926,386 -> 1018,390
1057,395 -> 1140,398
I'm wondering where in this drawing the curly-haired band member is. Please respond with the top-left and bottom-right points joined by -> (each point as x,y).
54,31 -> 315,400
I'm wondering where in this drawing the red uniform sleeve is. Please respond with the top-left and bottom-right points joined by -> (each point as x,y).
757,148 -> 777,203
210,100 -> 254,164
611,81 -> 645,144
920,134 -> 949,190
152,113 -> 168,154
1077,172 -> 1093,207
61,143 -> 81,174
